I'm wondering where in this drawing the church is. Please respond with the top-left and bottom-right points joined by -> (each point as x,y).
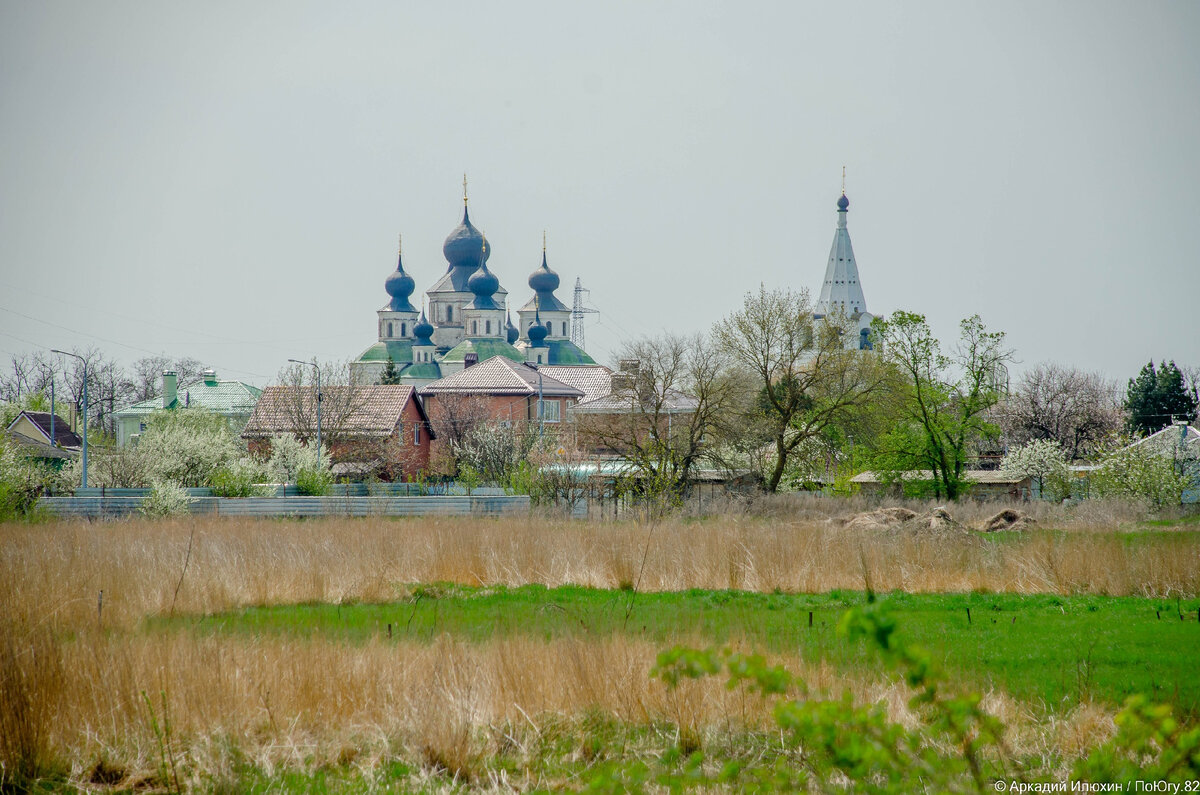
814,190 -> 875,349
352,184 -> 596,385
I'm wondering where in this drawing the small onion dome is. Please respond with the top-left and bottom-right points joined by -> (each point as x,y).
837,193 -> 849,211
505,313 -> 519,344
442,206 -> 491,269
468,260 -> 499,299
414,310 -> 434,343
384,255 -> 416,310
528,250 -> 560,293
528,318 -> 548,347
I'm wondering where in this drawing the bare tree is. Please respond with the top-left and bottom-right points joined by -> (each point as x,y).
273,359 -> 372,447
999,363 -> 1125,460
132,355 -> 208,401
713,286 -> 892,492
575,332 -> 742,496
0,352 -> 61,402
422,393 -> 491,450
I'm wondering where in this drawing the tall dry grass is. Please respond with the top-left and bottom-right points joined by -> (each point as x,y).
1,622 -> 1116,790
1,509 -> 1192,788
2,512 -> 1195,633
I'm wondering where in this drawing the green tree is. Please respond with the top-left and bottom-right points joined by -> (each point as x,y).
713,286 -> 890,492
874,312 -> 1011,500
1125,360 -> 1197,437
379,357 -> 401,385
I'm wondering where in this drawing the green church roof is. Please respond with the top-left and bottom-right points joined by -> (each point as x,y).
540,339 -> 596,365
398,362 -> 443,381
441,338 -> 525,364
356,340 -> 416,363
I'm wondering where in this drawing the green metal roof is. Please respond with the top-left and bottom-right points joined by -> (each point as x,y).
541,339 -> 596,365
399,362 -> 443,381
441,338 -> 524,364
114,380 -> 262,417
355,340 -> 416,363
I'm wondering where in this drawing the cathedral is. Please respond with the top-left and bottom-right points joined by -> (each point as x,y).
352,181 -> 872,385
352,186 -> 596,385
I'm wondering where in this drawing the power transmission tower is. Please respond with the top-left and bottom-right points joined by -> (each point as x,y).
570,277 -> 598,349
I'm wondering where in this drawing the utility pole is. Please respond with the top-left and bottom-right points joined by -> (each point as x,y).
288,359 -> 322,468
51,350 -> 86,488
570,277 -> 598,349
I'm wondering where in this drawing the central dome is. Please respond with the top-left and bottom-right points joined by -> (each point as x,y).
443,207 -> 491,270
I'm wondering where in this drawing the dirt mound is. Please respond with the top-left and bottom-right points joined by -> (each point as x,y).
902,506 -> 967,534
981,509 -> 1037,532
843,507 -> 918,530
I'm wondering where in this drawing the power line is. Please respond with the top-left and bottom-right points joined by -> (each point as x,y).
0,305 -> 269,380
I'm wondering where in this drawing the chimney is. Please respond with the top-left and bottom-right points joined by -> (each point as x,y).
202,368 -> 217,385
162,370 -> 178,409
464,353 -> 478,368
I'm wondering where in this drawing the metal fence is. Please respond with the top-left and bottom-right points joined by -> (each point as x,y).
38,495 -> 530,519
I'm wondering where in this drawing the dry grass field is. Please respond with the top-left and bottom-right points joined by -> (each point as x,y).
2,499 -> 1198,791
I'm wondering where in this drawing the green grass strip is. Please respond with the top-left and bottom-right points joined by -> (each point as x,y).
152,585 -> 1200,717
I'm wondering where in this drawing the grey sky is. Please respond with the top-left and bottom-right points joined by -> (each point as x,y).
1,1 -> 1197,386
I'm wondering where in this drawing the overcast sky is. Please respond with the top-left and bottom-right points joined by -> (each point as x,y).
1,1 -> 1197,387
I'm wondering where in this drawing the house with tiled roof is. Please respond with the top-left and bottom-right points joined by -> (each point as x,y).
5,410 -> 82,467
113,369 -> 262,447
537,365 -> 612,404
242,383 -> 433,481
418,356 -> 584,449
6,410 -> 83,450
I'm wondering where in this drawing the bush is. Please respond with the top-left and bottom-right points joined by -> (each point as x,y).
1001,438 -> 1073,501
0,437 -> 59,521
266,434 -> 329,484
1092,433 -> 1193,509
139,479 -> 193,517
210,458 -> 271,497
295,465 -> 332,496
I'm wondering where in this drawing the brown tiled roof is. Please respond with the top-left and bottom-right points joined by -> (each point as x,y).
6,411 -> 83,448
571,388 -> 699,414
419,356 -> 584,398
538,365 -> 612,403
242,384 -> 426,438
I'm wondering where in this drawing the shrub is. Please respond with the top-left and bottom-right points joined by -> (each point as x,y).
266,434 -> 329,484
139,479 -> 193,517
210,458 -> 271,497
1001,438 -> 1073,501
1092,433 -> 1193,509
295,465 -> 332,496
0,437 -> 58,521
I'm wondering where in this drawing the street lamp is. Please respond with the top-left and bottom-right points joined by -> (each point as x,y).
287,359 -> 322,468
50,349 -> 87,489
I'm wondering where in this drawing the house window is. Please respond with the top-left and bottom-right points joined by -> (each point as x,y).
539,399 -> 560,423
446,305 -> 453,322
562,322 -> 567,336
387,321 -> 393,337
139,423 -> 146,432
537,354 -> 544,364
485,320 -> 491,334
401,322 -> 407,336
544,321 -> 551,332
413,424 -> 421,445
471,320 -> 477,334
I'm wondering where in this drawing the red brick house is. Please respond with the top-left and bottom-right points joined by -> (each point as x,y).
418,356 -> 585,458
242,384 -> 433,481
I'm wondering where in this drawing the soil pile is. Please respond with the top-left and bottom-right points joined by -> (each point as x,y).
981,509 -> 1037,532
